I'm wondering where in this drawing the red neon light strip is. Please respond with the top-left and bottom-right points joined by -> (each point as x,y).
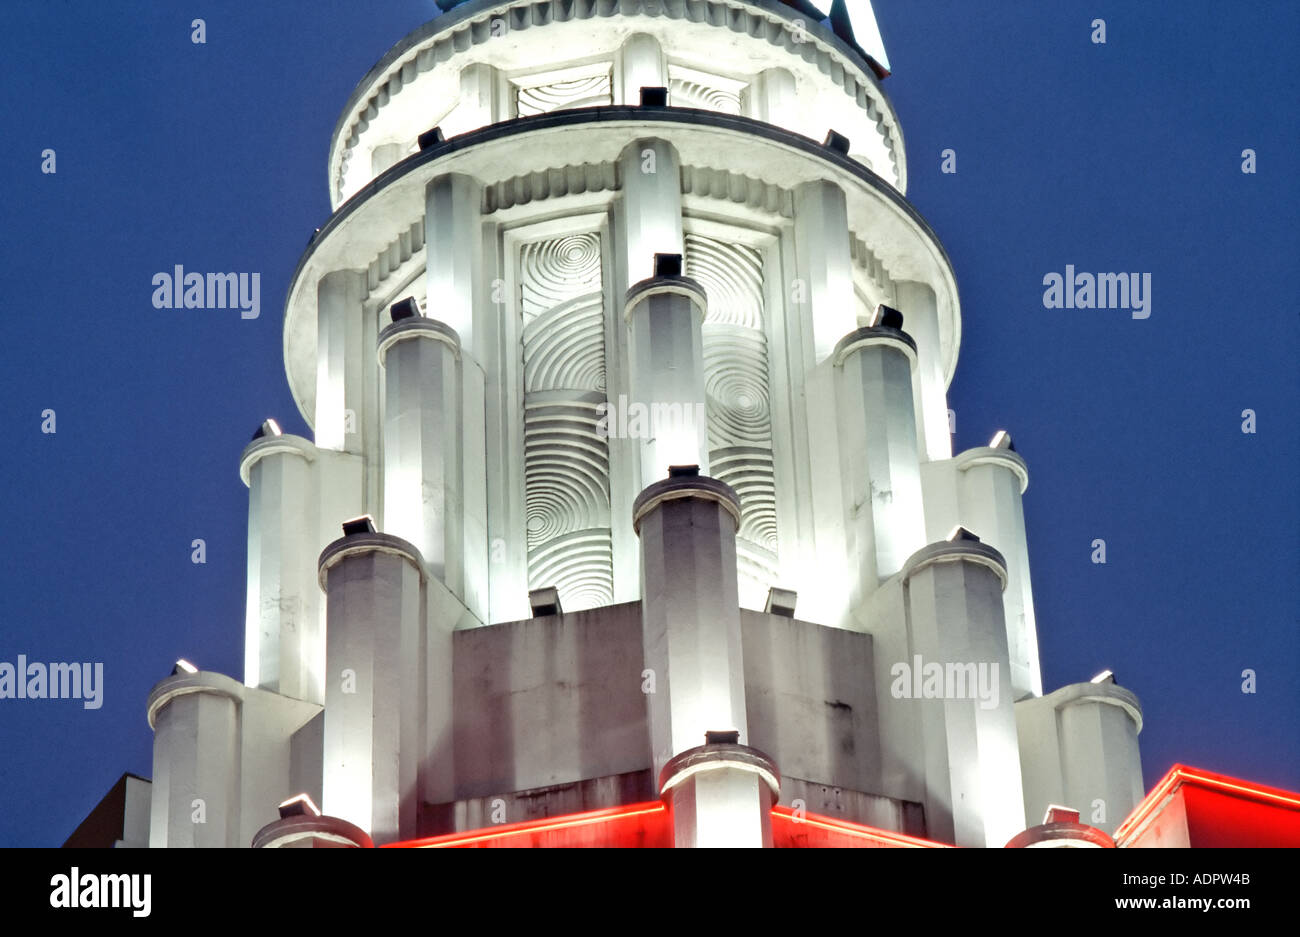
388,802 -> 950,849
770,805 -> 951,848
384,802 -> 666,848
1114,764 -> 1300,843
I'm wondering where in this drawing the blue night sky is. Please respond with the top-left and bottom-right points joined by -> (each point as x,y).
1,2 -> 1295,846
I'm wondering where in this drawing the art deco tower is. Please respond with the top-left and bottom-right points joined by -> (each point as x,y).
139,0 -> 1148,849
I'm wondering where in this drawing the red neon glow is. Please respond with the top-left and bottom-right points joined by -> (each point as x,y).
386,802 -> 951,848
1116,764 -> 1300,847
385,802 -> 668,848
770,805 -> 951,848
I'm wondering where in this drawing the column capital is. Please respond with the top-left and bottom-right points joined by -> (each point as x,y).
318,531 -> 427,590
832,325 -> 918,367
901,538 -> 1008,590
623,274 -> 707,322
377,316 -> 461,367
632,472 -> 741,535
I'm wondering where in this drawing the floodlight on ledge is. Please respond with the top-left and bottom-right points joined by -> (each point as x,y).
823,129 -> 851,155
172,659 -> 198,676
251,418 -> 283,441
947,526 -> 981,543
1090,669 -> 1116,684
871,304 -> 904,330
668,464 -> 700,478
653,253 -> 683,277
417,126 -> 445,150
704,730 -> 740,745
278,793 -> 322,819
765,587 -> 798,618
639,86 -> 669,107
528,587 -> 562,618
390,297 -> 420,322
341,515 -> 377,537
1042,804 -> 1080,825
990,430 -> 1015,451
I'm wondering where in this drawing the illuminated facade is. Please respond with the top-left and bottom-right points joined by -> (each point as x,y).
67,1 -> 1299,849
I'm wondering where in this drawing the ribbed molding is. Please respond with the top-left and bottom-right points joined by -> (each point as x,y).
332,0 -> 903,199
483,162 -> 619,213
680,165 -> 793,217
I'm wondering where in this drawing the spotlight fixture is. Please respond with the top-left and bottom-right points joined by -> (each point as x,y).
251,418 -> 283,442
823,129 -> 851,154
1090,669 -> 1116,684
668,464 -> 700,478
277,793 -> 322,819
765,587 -> 798,618
872,304 -> 904,330
417,126 -> 445,150
341,515 -> 377,536
990,430 -> 1016,451
390,297 -> 420,322
947,525 -> 980,542
172,659 -> 198,676
528,587 -> 562,618
653,252 -> 683,277
705,730 -> 740,745
639,86 -> 669,107
1042,805 -> 1080,825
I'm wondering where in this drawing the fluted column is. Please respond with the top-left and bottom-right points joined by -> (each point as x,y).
899,537 -> 1025,848
624,273 -> 709,484
618,139 -> 683,287
834,322 -> 927,589
240,433 -> 323,703
316,270 -> 367,453
147,672 -> 242,848
793,180 -> 856,364
616,33 -> 667,106
955,445 -> 1042,699
378,317 -> 463,595
318,531 -> 425,844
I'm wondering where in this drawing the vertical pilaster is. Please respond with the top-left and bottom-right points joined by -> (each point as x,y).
833,323 -> 927,587
634,470 -> 747,774
793,180 -> 856,364
315,270 -> 367,453
895,280 -> 952,462
900,538 -> 1025,847
318,531 -> 425,844
616,33 -> 667,105
240,434 -> 323,704
624,274 -> 709,483
378,317 -> 464,596
742,67 -> 796,127
618,139 -> 683,287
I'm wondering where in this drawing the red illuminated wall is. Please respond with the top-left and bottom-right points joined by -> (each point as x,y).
1117,765 -> 1300,848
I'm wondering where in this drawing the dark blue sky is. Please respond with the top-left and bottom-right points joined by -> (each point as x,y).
1,1 -> 1295,846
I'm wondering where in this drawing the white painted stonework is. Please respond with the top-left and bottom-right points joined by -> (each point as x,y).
141,1 -> 1143,848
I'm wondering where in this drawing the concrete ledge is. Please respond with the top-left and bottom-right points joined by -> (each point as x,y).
377,316 -> 461,367
901,539 -> 1009,591
623,275 -> 708,322
146,670 -> 244,731
954,446 -> 1030,495
252,814 -> 374,849
832,325 -> 918,367
632,474 -> 742,534
318,532 -> 428,590
238,433 -> 317,488
659,742 -> 781,799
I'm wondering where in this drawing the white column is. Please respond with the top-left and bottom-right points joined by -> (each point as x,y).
834,325 -> 927,586
370,142 -> 405,177
240,434 -> 323,704
742,67 -> 796,128
900,539 -> 1025,847
955,447 -> 1042,699
793,180 -> 856,364
457,62 -> 505,131
616,33 -> 667,105
895,280 -> 952,462
634,470 -> 747,776
1016,681 -> 1144,835
618,139 -> 683,287
318,531 -> 425,844
147,672 -> 242,848
315,270 -> 367,453
624,276 -> 709,483
378,317 -> 464,596
660,736 -> 780,848
424,174 -> 480,353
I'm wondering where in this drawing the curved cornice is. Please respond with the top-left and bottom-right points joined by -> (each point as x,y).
287,107 -> 959,426
327,0 -> 905,201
